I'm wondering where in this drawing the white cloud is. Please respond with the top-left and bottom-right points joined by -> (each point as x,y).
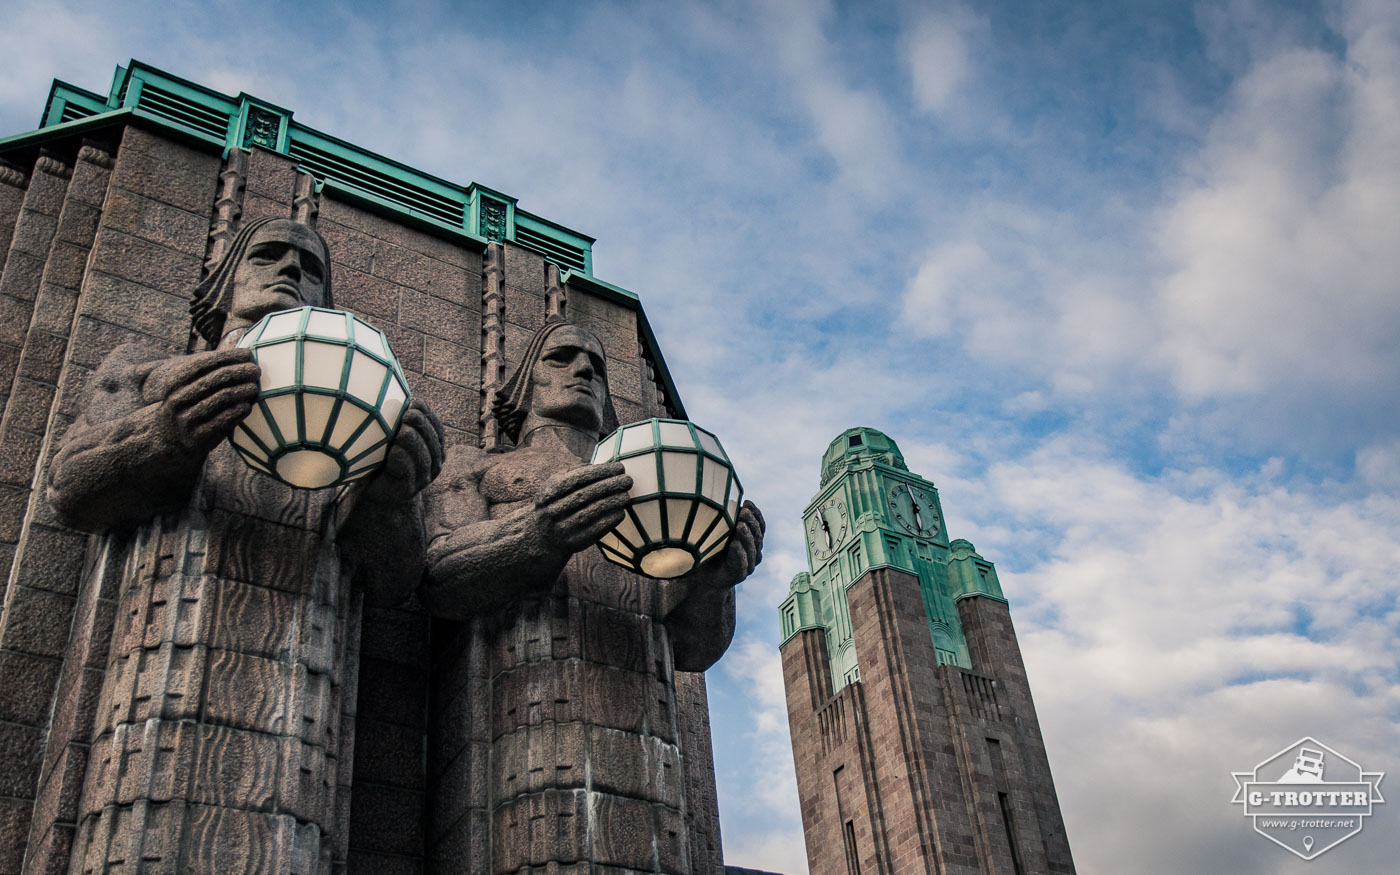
902,8 -> 979,115
1154,23 -> 1400,401
961,440 -> 1400,874
753,0 -> 904,200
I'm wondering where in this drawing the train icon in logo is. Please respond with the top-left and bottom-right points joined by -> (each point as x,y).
1231,737 -> 1385,860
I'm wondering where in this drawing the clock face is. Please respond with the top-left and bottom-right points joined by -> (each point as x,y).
807,498 -> 848,560
887,483 -> 941,538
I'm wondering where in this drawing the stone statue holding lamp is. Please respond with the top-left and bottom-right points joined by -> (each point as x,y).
47,217 -> 443,872
422,317 -> 764,872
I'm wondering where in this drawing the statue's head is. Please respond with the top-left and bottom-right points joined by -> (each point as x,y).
494,318 -> 619,443
191,217 -> 333,346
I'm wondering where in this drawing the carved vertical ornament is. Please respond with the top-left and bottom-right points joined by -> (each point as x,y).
292,170 -> 319,227
480,242 -> 506,451
206,148 -> 247,273
544,262 -> 565,320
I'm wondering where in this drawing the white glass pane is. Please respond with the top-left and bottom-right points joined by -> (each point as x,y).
632,499 -> 662,542
380,376 -> 408,430
640,547 -> 694,579
255,342 -> 297,392
344,421 -> 388,464
727,494 -> 741,526
237,322 -> 263,347
242,406 -> 278,450
657,421 -> 693,448
598,545 -> 633,570
276,449 -> 342,489
621,455 -> 659,497
242,455 -> 272,476
328,404 -> 370,453
660,451 -> 697,495
701,535 -> 730,563
689,503 -> 719,544
614,512 -> 643,547
346,350 -> 388,406
353,320 -> 387,359
618,422 -> 654,455
260,309 -> 305,341
591,434 -> 616,464
701,457 -> 729,504
305,309 -> 348,340
664,498 -> 693,540
301,393 -> 337,444
699,518 -> 731,554
598,532 -> 625,554
265,394 -> 300,443
230,426 -> 269,463
302,340 -> 347,390
348,444 -> 388,473
695,427 -> 726,461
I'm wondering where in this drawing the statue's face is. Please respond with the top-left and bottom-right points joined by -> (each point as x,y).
227,221 -> 328,329
528,326 -> 608,433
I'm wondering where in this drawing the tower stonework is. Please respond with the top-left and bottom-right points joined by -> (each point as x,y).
779,428 -> 1074,875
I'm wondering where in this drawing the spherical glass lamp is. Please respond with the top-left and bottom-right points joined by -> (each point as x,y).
590,418 -> 743,579
232,306 -> 410,489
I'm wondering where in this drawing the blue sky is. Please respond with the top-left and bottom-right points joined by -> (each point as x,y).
4,1 -> 1399,871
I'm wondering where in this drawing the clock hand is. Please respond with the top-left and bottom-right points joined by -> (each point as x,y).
819,513 -> 832,548
911,497 -> 923,531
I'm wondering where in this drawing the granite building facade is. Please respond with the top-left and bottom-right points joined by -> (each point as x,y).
779,428 -> 1075,874
0,61 -> 733,875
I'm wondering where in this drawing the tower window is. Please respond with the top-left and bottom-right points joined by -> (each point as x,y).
998,792 -> 1026,875
848,434 -> 863,447
843,819 -> 862,875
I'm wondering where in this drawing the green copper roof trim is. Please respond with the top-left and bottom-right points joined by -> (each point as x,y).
11,60 -> 595,275
42,80 -> 108,128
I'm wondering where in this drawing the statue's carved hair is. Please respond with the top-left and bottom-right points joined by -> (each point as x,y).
190,217 -> 334,347
492,317 -> 619,444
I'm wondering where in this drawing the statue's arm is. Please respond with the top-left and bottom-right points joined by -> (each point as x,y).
338,401 -> 445,607
665,500 -> 765,672
422,459 -> 631,619
47,344 -> 259,531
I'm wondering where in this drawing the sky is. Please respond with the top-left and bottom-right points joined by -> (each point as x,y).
3,0 -> 1399,871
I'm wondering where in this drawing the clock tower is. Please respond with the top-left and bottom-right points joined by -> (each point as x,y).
779,428 -> 1075,875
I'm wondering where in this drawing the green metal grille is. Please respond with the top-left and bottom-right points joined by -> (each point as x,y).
514,224 -> 588,272
135,83 -> 230,140
287,138 -> 466,226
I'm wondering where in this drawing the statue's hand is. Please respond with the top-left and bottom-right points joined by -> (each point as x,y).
532,462 -> 633,554
140,348 -> 261,456
688,500 -> 765,590
363,401 -> 445,503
